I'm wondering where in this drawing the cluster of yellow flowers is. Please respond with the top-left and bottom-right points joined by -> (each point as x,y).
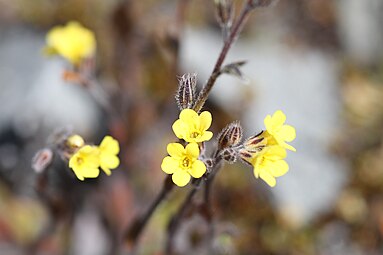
161,109 -> 213,187
45,21 -> 96,65
240,110 -> 296,187
68,135 -> 120,181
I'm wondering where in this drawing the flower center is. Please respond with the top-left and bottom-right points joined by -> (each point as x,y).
76,157 -> 84,165
190,131 -> 200,139
181,157 -> 191,169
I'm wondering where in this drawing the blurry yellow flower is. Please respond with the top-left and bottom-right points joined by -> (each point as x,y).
172,109 -> 213,143
69,145 -> 100,181
250,146 -> 289,187
161,142 -> 206,187
264,110 -> 296,151
45,21 -> 96,65
98,136 -> 120,176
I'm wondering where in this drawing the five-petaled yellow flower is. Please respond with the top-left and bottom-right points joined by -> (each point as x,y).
68,135 -> 120,181
98,136 -> 120,176
69,145 -> 100,181
45,21 -> 96,65
172,109 -> 213,143
250,146 -> 289,187
264,110 -> 296,151
161,142 -> 206,187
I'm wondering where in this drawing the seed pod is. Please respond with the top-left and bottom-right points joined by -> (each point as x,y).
175,73 -> 197,110
217,121 -> 243,150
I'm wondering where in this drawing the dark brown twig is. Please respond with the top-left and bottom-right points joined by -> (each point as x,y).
124,175 -> 174,252
193,2 -> 253,113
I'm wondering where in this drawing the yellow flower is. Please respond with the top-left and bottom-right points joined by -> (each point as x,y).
98,136 -> 120,176
69,145 -> 100,181
161,142 -> 206,187
250,146 -> 289,187
264,110 -> 296,151
45,21 -> 96,65
172,109 -> 213,143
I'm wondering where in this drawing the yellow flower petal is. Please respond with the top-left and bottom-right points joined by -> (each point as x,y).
269,160 -> 289,177
185,143 -> 199,159
284,143 -> 296,152
199,111 -> 212,131
100,155 -> 120,175
161,156 -> 179,174
167,143 -> 185,158
81,167 -> 100,178
198,131 -> 213,142
271,110 -> 286,127
278,125 -> 296,142
264,146 -> 287,160
100,136 -> 120,154
180,109 -> 199,123
189,160 -> 206,178
260,171 -> 276,187
172,119 -> 187,140
172,170 -> 191,187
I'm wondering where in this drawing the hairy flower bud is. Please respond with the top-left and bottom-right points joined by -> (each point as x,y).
176,73 -> 197,110
32,148 -> 54,173
217,121 -> 243,150
220,148 -> 237,163
215,0 -> 234,37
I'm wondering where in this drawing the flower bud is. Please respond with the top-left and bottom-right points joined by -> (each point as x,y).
220,148 -> 237,163
67,135 -> 85,149
217,121 -> 243,150
176,73 -> 197,110
215,0 -> 234,32
32,148 -> 54,173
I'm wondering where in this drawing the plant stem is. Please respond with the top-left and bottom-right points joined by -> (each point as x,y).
166,179 -> 202,254
193,3 -> 252,113
125,175 -> 174,251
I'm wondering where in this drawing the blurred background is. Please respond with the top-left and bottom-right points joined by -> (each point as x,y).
1,0 -> 383,254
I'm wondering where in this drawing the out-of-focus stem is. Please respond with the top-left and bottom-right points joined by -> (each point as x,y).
166,179 -> 202,254
193,3 -> 252,113
124,175 -> 174,251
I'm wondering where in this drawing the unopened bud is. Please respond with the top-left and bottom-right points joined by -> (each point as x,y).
176,73 -> 197,110
217,121 -> 243,150
67,135 -> 85,149
32,148 -> 54,173
220,148 -> 237,163
215,0 -> 234,34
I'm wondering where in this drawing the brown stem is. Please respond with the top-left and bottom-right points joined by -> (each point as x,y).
166,179 -> 202,254
166,155 -> 223,254
193,4 -> 252,113
124,176 -> 174,251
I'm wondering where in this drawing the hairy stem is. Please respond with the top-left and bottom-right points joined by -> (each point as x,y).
193,3 -> 252,113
